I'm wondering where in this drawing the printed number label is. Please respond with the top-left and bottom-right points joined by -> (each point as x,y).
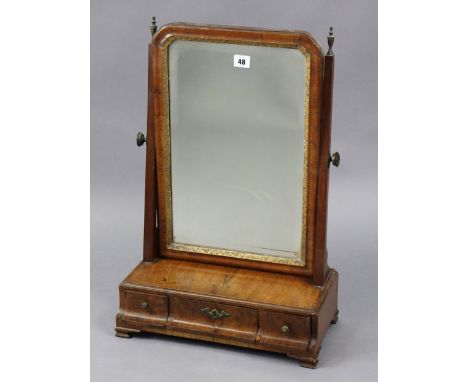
233,55 -> 250,68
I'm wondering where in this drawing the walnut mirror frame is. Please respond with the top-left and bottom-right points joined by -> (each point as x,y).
150,23 -> 330,280
116,20 -> 340,369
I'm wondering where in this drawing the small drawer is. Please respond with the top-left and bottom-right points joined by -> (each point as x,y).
123,291 -> 168,326
169,297 -> 258,342
260,311 -> 311,351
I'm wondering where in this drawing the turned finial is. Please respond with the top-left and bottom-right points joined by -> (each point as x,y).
327,26 -> 334,56
150,16 -> 157,36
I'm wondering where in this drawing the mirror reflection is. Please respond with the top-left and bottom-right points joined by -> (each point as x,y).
168,40 -> 308,262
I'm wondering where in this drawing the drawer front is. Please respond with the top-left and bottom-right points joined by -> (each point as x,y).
123,291 -> 168,326
212,304 -> 258,342
169,297 -> 214,333
260,311 -> 311,351
169,297 -> 258,342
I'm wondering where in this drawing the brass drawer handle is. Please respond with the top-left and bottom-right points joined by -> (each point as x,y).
201,307 -> 230,319
281,324 -> 290,334
141,301 -> 149,309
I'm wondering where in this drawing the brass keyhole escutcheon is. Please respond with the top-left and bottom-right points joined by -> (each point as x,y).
201,307 -> 230,319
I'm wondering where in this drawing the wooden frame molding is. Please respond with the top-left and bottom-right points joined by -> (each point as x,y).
144,23 -> 331,280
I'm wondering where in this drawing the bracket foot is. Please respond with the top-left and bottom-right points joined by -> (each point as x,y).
288,353 -> 319,369
115,327 -> 140,338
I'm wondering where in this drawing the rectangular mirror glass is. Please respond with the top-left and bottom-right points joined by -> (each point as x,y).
168,40 -> 309,264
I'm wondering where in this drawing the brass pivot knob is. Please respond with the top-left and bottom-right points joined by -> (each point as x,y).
329,152 -> 340,167
136,132 -> 146,147
141,302 -> 149,309
281,324 -> 290,334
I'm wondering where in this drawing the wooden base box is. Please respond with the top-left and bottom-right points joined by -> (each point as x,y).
116,259 -> 338,369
